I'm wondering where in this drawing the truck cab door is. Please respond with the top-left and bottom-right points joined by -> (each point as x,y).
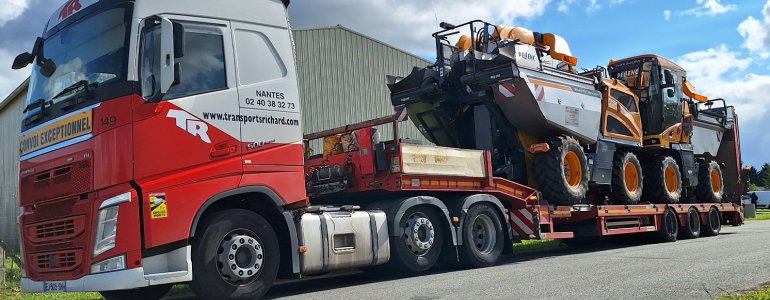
133,16 -> 243,248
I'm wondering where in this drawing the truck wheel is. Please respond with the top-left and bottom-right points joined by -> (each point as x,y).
697,160 -> 724,203
679,207 -> 701,239
535,136 -> 588,205
191,209 -> 279,300
388,207 -> 444,273
643,156 -> 682,204
458,204 -> 504,268
656,208 -> 679,243
611,152 -> 643,204
701,207 -> 722,237
99,284 -> 172,300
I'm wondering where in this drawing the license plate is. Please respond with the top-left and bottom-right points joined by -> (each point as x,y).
43,281 -> 67,293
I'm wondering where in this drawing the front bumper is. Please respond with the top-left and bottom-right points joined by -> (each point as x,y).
22,267 -> 148,293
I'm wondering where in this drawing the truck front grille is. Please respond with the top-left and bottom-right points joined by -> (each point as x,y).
31,249 -> 82,273
26,215 -> 86,244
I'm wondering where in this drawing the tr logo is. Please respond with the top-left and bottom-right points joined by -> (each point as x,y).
167,110 -> 212,144
59,0 -> 82,21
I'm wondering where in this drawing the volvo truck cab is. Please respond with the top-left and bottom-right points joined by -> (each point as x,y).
14,0 -> 306,298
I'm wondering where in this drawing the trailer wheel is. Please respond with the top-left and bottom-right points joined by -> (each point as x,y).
535,136 -> 588,205
643,156 -> 682,204
679,207 -> 701,239
100,284 -> 172,300
388,206 -> 444,273
656,208 -> 679,243
611,152 -> 643,204
697,160 -> 724,203
458,204 -> 504,268
190,209 -> 279,300
701,207 -> 722,237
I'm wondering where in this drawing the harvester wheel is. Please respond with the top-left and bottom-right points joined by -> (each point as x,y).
458,203 -> 504,268
697,160 -> 724,203
387,206 -> 444,273
643,156 -> 682,204
534,136 -> 588,205
679,207 -> 701,239
611,152 -> 643,204
701,207 -> 722,237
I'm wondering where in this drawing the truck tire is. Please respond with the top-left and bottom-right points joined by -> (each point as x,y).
387,206 -> 444,273
643,156 -> 682,204
679,207 -> 701,239
100,284 -> 172,300
535,136 -> 588,205
458,204 -> 504,268
701,207 -> 722,237
656,208 -> 679,243
611,152 -> 643,204
191,209 -> 279,300
696,160 -> 724,203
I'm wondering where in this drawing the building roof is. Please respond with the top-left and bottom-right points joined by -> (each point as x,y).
0,77 -> 29,112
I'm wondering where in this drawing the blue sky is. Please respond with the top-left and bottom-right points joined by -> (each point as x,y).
0,0 -> 767,167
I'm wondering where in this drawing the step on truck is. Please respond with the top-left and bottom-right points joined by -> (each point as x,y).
11,1 -> 744,300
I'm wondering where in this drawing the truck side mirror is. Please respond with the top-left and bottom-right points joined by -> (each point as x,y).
12,52 -> 34,69
667,89 -> 675,98
664,69 -> 674,85
141,16 -> 182,103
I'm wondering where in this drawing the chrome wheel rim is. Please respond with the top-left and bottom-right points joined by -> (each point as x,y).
403,212 -> 435,256
216,230 -> 264,285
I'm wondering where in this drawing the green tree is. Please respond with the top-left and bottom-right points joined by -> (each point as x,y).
747,166 -> 761,186
760,163 -> 770,188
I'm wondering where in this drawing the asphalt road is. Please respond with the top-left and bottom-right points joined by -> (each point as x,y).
172,220 -> 770,300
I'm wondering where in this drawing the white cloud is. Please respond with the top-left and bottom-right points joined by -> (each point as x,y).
557,0 -> 578,13
675,45 -> 770,166
586,0 -> 601,13
663,10 -> 672,21
681,0 -> 736,17
290,0 -> 550,55
0,0 -> 29,27
737,1 -> 770,58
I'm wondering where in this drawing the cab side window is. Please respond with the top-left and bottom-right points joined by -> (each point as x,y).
164,23 -> 227,100
611,90 -> 638,112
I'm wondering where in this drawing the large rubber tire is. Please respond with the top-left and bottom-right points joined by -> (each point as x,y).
387,206 -> 444,273
100,284 -> 172,300
643,156 -> 682,204
458,203 -> 504,268
701,207 -> 722,237
190,209 -> 279,300
679,207 -> 701,239
697,160 -> 724,203
534,136 -> 588,205
656,208 -> 679,243
611,152 -> 643,204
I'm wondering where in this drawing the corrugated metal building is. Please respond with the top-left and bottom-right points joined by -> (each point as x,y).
0,79 -> 27,253
295,26 -> 431,151
0,27 -> 430,252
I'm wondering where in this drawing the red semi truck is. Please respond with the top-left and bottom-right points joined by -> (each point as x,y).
12,1 -> 744,300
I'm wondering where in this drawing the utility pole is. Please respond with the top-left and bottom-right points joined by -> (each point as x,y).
0,245 -> 5,285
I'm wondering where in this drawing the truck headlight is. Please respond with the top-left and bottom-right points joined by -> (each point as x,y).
93,192 -> 130,256
91,255 -> 126,274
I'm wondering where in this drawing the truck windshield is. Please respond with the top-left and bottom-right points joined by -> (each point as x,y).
24,7 -> 130,124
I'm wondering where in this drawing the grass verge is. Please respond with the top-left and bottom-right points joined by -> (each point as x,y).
721,285 -> 770,300
748,209 -> 770,221
514,239 -> 565,253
